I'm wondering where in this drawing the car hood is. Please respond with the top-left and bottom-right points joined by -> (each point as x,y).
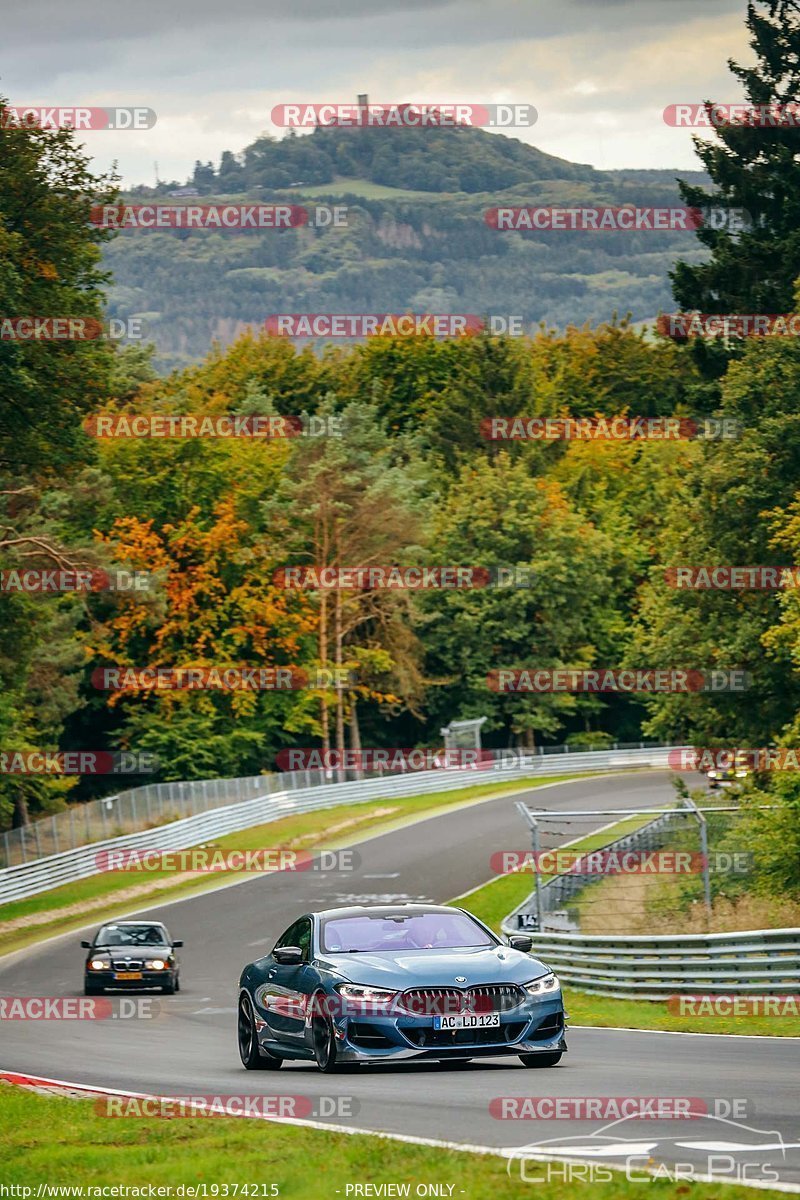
317,945 -> 549,988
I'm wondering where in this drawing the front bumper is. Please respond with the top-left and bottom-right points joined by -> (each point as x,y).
85,970 -> 175,990
327,996 -> 566,1062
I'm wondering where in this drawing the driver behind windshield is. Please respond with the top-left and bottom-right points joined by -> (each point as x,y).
95,924 -> 167,946
321,912 -> 493,953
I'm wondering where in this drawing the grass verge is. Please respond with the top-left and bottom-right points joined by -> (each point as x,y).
0,772 -> 590,960
562,988 -> 800,1036
0,1084 -> 789,1199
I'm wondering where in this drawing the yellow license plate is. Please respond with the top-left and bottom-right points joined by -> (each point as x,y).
114,971 -> 142,980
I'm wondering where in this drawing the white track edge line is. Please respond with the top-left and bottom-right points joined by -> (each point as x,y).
569,1024 -> 800,1040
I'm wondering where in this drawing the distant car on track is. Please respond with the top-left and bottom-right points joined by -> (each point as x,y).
82,920 -> 183,994
237,903 -> 566,1073
706,752 -> 752,790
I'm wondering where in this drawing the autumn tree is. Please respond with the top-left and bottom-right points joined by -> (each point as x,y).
86,495 -> 317,779
263,399 -> 426,764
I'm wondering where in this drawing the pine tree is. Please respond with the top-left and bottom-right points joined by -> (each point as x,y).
671,1 -> 800,314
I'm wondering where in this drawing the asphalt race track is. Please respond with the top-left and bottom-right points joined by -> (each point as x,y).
2,771 -> 799,1189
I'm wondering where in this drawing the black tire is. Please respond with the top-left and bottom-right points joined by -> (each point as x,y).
238,993 -> 282,1070
175,975 -> 180,992
312,1009 -> 343,1073
161,976 -> 176,995
518,1051 -> 562,1068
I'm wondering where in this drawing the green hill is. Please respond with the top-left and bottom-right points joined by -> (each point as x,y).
192,119 -> 605,194
107,123 -> 710,370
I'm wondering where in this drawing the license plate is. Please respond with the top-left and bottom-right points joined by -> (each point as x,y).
433,1012 -> 500,1030
114,971 -> 142,980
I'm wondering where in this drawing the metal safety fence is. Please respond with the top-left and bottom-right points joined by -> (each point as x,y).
0,743 -> 678,903
500,927 -> 800,999
503,810 -> 678,933
500,802 -> 799,997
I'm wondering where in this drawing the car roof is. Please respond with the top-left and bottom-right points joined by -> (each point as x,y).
97,920 -> 168,928
312,904 -> 461,921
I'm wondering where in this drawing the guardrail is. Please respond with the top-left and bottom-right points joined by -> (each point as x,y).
0,744 -> 679,905
0,740 -> 672,870
502,927 -> 800,999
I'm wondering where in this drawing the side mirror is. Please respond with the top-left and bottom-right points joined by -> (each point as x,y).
274,945 -> 303,965
81,940 -> 91,949
508,934 -> 533,953
172,940 -> 184,948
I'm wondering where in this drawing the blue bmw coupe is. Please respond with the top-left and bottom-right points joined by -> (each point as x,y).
237,903 -> 566,1072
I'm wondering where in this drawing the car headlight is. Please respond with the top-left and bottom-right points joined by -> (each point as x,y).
89,958 -> 108,971
334,983 -> 397,1014
145,959 -> 166,970
707,770 -> 717,778
334,983 -> 396,1002
524,972 -> 559,996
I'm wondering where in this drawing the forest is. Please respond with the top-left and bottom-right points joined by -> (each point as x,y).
1,0 -> 800,908
107,122 -> 712,368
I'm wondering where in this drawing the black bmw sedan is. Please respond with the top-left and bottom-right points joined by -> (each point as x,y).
82,920 -> 183,994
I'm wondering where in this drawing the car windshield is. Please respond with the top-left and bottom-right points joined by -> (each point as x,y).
320,911 -> 495,953
94,924 -> 168,946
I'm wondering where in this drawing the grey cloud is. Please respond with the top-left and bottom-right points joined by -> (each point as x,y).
0,0 -> 747,182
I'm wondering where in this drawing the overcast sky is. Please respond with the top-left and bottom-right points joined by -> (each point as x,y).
2,0 -> 753,186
